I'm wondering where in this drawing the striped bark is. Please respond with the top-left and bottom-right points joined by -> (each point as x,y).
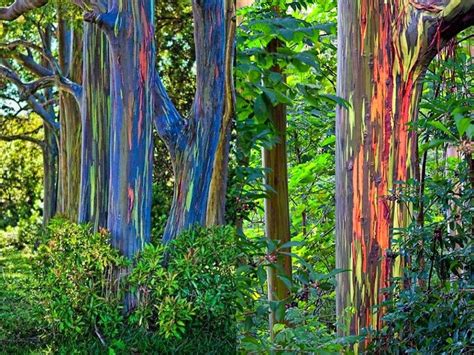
335,0 -> 474,344
78,22 -> 111,231
57,19 -> 82,221
98,1 -> 155,258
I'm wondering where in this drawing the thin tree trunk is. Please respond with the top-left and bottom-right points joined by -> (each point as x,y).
57,18 -> 82,221
264,36 -> 292,334
335,0 -> 474,345
42,125 -> 58,225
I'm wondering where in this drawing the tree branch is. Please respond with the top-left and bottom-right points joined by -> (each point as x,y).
0,133 -> 44,147
0,64 -> 59,130
153,74 -> 187,154
0,64 -> 54,96
57,75 -> 83,104
419,0 -> 474,65
0,39 -> 58,72
0,0 -> 48,21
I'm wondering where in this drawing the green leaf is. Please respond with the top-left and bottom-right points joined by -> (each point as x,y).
254,94 -> 269,122
427,120 -> 456,139
280,240 -> 304,249
321,135 -> 336,147
320,94 -> 350,108
454,114 -> 472,137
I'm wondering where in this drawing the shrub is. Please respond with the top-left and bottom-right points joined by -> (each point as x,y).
129,226 -> 241,352
370,160 -> 473,353
35,218 -> 127,343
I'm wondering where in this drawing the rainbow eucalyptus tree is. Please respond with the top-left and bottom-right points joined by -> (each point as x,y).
155,0 -> 235,242
80,0 -> 155,257
335,0 -> 474,340
2,0 -> 236,255
264,35 -> 292,334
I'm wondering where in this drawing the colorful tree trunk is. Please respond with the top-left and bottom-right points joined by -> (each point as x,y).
335,0 -> 474,342
78,22 -> 110,231
88,0 -> 155,258
57,19 -> 83,221
157,0 -> 234,242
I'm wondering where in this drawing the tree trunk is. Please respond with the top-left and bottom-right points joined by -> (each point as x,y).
264,38 -> 292,335
57,19 -> 82,221
92,0 -> 155,258
42,126 -> 58,225
158,0 -> 234,242
335,0 -> 474,343
78,22 -> 110,231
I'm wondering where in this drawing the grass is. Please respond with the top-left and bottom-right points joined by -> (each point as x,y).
0,244 -> 47,353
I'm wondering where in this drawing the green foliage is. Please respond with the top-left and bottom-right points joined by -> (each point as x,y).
237,237 -> 350,352
0,123 -> 43,230
372,283 -> 473,354
35,218 -> 127,343
129,226 -> 240,352
5,222 -> 242,352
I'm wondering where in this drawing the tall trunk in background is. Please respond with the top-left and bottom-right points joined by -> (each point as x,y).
42,118 -> 59,225
88,0 -> 155,258
157,0 -> 234,242
57,17 -> 82,221
264,36 -> 292,334
335,0 -> 474,344
78,22 -> 110,230
40,27 -> 58,226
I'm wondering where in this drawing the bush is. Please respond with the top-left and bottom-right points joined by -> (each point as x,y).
370,160 -> 473,353
129,226 -> 240,353
371,284 -> 473,354
32,220 -> 242,352
35,218 -> 127,344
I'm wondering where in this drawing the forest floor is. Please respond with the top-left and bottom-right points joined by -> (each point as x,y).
0,244 -> 45,353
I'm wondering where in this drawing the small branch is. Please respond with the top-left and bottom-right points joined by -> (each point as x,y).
0,64 -> 55,96
0,133 -> 44,147
0,0 -> 48,21
14,53 -> 53,77
0,40 -> 57,71
57,75 -> 83,104
0,64 -> 59,130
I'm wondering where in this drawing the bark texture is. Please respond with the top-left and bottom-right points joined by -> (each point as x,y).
78,22 -> 110,231
57,21 -> 83,221
100,0 -> 155,258
335,0 -> 474,342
